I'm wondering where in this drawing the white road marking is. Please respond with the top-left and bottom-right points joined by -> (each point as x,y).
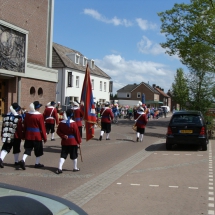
197,154 -> 203,156
117,183 -> 122,185
131,184 -> 140,186
185,154 -> 191,155
209,203 -> 214,207
163,154 -> 168,155
209,187 -> 214,190
208,210 -> 214,214
169,186 -> 178,188
188,187 -> 198,189
209,192 -> 214,195
209,183 -> 214,186
209,197 -> 214,201
174,154 -> 180,155
149,185 -> 159,187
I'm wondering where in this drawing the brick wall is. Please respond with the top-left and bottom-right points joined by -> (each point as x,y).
131,85 -> 155,101
21,77 -> 56,112
0,0 -> 48,67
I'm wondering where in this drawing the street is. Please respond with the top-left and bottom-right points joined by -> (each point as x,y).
0,115 -> 213,215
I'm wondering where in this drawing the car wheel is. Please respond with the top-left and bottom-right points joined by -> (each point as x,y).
202,143 -> 207,151
166,142 -> 172,150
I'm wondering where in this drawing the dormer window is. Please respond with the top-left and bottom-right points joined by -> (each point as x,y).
75,54 -> 80,64
83,57 -> 87,66
87,59 -> 95,69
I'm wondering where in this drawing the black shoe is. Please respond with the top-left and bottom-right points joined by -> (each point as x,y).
51,139 -> 55,141
73,168 -> 80,172
0,158 -> 4,168
14,162 -> 19,166
106,138 -> 110,140
19,160 -> 26,170
99,136 -> 102,141
136,137 -> 139,142
34,163 -> 44,168
56,169 -> 62,174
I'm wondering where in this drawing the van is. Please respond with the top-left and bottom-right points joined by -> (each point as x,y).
161,106 -> 170,113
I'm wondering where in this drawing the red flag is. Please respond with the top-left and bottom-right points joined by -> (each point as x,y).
80,64 -> 97,141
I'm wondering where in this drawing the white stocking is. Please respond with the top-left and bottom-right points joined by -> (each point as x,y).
136,132 -> 140,138
106,133 -> 110,139
100,130 -> 104,136
0,150 -> 8,161
58,158 -> 65,170
51,133 -> 55,139
140,134 -> 144,142
35,157 -> 40,164
14,153 -> 19,163
73,158 -> 78,169
23,154 -> 28,162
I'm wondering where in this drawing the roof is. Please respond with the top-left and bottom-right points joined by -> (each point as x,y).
154,87 -> 170,97
52,43 -> 111,79
173,110 -> 202,116
117,82 -> 159,94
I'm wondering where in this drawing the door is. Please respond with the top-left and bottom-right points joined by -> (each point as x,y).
0,80 -> 5,121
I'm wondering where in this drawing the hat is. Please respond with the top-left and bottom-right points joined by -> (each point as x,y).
12,103 -> 21,112
72,101 -> 79,106
139,107 -> 144,111
51,101 -> 56,106
105,101 -> 110,107
66,109 -> 73,117
33,101 -> 42,109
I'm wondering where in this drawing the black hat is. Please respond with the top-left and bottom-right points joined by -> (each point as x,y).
66,109 -> 73,117
12,103 -> 21,111
51,101 -> 56,106
33,101 -> 42,109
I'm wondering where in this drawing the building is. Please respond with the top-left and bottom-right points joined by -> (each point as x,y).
0,0 -> 58,121
153,84 -> 171,110
117,82 -> 162,107
52,43 -> 112,107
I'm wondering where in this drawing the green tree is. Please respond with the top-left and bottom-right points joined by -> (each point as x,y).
171,68 -> 189,109
187,69 -> 215,112
158,0 -> 215,72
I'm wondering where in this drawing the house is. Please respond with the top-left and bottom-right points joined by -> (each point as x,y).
117,82 -> 163,107
52,43 -> 112,107
153,84 -> 171,110
0,0 -> 58,121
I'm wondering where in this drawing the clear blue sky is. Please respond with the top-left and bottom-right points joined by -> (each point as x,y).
54,0 -> 191,95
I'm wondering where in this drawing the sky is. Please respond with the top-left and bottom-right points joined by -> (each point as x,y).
53,0 -> 191,95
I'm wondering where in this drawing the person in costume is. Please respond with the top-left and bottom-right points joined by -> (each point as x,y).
71,101 -> 83,138
0,103 -> 23,168
56,109 -> 81,174
98,101 -> 114,141
43,101 -> 59,141
19,101 -> 47,170
134,106 -> 148,142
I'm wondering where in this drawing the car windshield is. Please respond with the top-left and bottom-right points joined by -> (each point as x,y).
171,114 -> 202,125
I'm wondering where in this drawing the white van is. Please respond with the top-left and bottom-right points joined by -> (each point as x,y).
161,106 -> 170,113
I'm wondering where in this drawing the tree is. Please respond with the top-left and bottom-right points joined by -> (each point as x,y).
187,69 -> 215,112
171,68 -> 189,109
158,0 -> 215,73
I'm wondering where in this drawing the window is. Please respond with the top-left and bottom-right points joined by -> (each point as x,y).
91,79 -> 94,90
30,87 -> 35,97
127,93 -> 130,98
76,76 -> 79,88
100,81 -> 102,91
83,57 -> 87,66
137,92 -> 141,98
75,54 -> 80,64
104,82 -> 106,92
68,72 -> 72,87
38,88 -> 43,98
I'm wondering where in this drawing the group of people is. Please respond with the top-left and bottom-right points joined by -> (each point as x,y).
97,101 -> 148,142
0,100 -> 148,175
0,100 -> 83,174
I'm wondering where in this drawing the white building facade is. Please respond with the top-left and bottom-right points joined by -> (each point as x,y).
52,43 -> 112,107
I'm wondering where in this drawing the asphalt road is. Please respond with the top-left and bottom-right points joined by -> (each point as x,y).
0,114 -> 214,215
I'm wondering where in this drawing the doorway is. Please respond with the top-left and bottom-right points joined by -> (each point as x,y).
0,80 -> 5,121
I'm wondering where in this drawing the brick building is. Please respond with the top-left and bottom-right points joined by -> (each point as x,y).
0,0 -> 57,121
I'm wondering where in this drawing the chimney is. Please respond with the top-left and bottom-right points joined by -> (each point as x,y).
152,84 -> 156,88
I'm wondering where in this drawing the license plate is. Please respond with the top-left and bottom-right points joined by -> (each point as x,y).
179,130 -> 193,134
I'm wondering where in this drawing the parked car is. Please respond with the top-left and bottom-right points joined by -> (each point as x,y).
166,110 -> 209,151
161,106 -> 170,113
